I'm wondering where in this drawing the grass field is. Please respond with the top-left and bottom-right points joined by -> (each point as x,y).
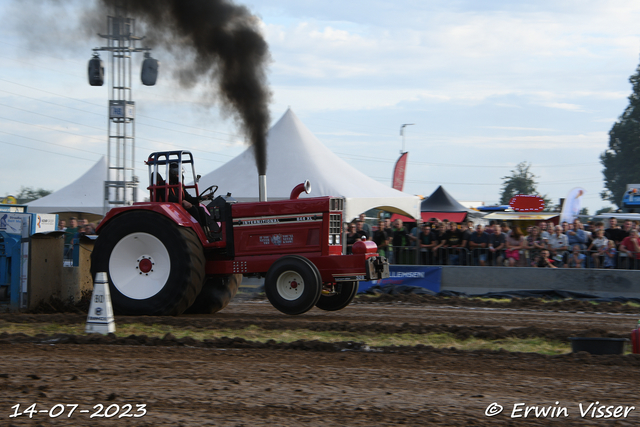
0,321 -> 572,355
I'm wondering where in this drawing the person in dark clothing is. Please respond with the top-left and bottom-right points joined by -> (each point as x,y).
151,172 -> 167,202
430,222 -> 446,264
346,222 -> 358,254
392,219 -> 410,264
167,162 -> 212,238
468,224 -> 489,266
382,218 -> 395,262
459,222 -> 472,265
605,217 -> 625,248
534,249 -> 557,268
431,222 -> 444,242
355,220 -> 369,241
487,223 -> 506,266
372,220 -> 390,257
418,224 -> 437,265
440,222 -> 463,265
358,214 -> 372,239
168,163 -> 199,205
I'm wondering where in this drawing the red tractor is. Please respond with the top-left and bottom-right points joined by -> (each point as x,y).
91,150 -> 389,316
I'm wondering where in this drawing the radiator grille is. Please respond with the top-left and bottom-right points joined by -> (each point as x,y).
330,198 -> 344,211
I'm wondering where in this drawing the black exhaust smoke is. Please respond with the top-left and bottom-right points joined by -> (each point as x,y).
97,0 -> 271,175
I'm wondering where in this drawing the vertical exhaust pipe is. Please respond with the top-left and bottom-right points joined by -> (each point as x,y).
259,174 -> 267,202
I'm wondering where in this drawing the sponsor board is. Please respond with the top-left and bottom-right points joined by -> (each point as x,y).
358,265 -> 442,293
35,214 -> 58,232
0,213 -> 58,234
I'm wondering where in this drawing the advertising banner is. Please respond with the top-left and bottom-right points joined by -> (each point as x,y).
34,214 -> 58,233
560,187 -> 585,224
358,265 -> 442,293
0,213 -> 25,234
392,152 -> 409,191
0,213 -> 57,234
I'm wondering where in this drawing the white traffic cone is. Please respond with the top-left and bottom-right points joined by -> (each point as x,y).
85,272 -> 116,334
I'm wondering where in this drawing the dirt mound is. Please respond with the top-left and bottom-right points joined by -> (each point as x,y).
1,332 -> 639,366
19,289 -> 640,316
355,293 -> 640,314
0,312 -> 629,342
27,290 -> 93,314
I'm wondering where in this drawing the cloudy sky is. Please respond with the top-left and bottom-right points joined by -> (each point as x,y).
1,0 -> 640,214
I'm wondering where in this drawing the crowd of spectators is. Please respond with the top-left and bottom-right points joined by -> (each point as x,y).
56,211 -> 640,271
350,215 -> 640,270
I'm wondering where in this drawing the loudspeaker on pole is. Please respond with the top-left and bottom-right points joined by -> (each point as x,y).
85,272 -> 116,334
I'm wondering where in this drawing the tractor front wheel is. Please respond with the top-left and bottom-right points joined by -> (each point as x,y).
185,274 -> 242,314
264,256 -> 322,315
316,281 -> 359,311
91,211 -> 205,316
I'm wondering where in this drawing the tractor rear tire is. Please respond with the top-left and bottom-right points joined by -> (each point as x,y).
184,274 -> 242,314
316,281 -> 359,311
264,255 -> 322,315
91,211 -> 205,316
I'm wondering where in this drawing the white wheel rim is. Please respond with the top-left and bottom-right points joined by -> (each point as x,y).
276,270 -> 304,301
109,232 -> 171,300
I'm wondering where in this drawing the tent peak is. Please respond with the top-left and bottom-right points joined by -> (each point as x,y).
26,156 -> 109,215
199,108 -> 421,221
421,186 -> 471,213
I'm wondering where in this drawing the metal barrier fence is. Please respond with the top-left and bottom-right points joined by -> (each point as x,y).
386,245 -> 640,269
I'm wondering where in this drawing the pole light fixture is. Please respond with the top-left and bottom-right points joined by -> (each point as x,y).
399,123 -> 415,153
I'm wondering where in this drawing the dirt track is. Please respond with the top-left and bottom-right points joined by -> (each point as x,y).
1,299 -> 640,426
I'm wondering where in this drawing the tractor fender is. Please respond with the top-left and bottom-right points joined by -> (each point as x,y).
97,203 -> 207,242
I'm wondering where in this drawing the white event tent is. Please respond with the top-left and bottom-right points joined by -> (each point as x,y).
198,108 -> 421,221
27,156 -> 108,216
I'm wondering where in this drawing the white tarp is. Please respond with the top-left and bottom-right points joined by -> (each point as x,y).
26,156 -> 107,216
198,108 -> 421,221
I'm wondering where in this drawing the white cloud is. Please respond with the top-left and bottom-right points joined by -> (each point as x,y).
264,1 -> 640,104
541,102 -> 586,112
481,126 -> 558,132
315,130 -> 374,137
435,131 -> 608,150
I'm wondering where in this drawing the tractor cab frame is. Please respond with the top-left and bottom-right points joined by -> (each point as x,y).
147,151 -> 202,205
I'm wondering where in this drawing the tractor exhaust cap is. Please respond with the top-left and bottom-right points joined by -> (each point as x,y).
290,180 -> 311,200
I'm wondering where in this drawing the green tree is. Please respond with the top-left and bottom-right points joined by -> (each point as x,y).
600,62 -> 640,208
595,206 -> 614,216
15,186 -> 52,204
544,199 -> 562,212
499,162 -> 540,204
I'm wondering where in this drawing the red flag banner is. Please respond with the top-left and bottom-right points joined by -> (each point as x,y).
392,152 -> 408,191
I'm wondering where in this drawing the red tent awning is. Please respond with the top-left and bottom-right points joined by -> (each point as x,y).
390,211 -> 467,223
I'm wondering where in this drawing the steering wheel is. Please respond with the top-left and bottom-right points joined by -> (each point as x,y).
199,184 -> 218,202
